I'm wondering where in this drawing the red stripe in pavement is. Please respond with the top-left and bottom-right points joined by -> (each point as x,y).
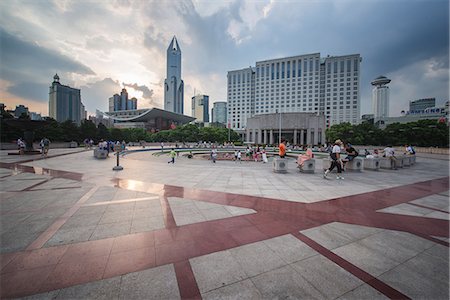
291,231 -> 411,300
159,195 -> 177,229
174,260 -> 202,300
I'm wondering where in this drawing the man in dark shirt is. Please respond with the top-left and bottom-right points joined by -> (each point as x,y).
342,143 -> 359,170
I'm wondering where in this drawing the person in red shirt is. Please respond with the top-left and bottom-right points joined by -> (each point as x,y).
279,139 -> 286,158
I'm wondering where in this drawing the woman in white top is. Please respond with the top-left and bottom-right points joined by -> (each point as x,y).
324,139 -> 344,180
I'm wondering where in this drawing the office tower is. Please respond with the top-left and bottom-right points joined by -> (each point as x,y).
227,53 -> 361,131
128,97 -> 137,110
120,88 -> 128,110
108,94 -> 120,112
212,101 -> 227,124
49,74 -> 84,124
164,36 -> 184,114
409,98 -> 435,113
192,95 -> 209,122
371,75 -> 391,118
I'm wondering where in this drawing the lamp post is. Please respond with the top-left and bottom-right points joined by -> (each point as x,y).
276,109 -> 282,144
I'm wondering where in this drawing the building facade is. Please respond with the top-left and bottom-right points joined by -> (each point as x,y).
14,105 -> 29,118
191,95 -> 209,123
371,75 -> 391,118
409,98 -> 435,113
227,53 -> 361,134
164,36 -> 184,114
211,101 -> 227,124
49,74 -> 85,124
245,112 -> 326,146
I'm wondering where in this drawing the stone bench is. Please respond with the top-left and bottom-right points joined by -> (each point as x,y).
401,155 -> 411,167
363,158 -> 380,171
345,157 -> 364,172
298,159 -> 315,173
273,157 -> 288,173
94,148 -> 108,159
406,155 -> 416,165
380,157 -> 402,169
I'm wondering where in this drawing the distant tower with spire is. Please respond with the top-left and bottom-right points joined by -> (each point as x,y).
164,36 -> 184,114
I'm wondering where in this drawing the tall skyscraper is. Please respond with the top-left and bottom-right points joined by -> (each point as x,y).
212,101 -> 227,124
49,74 -> 85,124
371,75 -> 391,118
227,53 -> 361,131
164,36 -> 184,114
192,95 -> 209,123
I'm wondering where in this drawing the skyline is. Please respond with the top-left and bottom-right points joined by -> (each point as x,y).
0,0 -> 448,118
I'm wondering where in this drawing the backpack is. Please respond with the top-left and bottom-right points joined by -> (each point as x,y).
43,139 -> 49,146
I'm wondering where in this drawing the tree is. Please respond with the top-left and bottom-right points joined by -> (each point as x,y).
59,120 -> 80,142
79,120 -> 97,142
97,123 -> 110,141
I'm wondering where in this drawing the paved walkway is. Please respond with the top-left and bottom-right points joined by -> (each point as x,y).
0,148 -> 448,299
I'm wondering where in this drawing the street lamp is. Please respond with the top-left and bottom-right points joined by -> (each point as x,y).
276,109 -> 281,144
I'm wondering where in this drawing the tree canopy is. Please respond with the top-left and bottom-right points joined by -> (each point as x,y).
325,120 -> 448,147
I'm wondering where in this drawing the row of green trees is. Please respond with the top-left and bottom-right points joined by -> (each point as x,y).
325,120 -> 449,147
1,114 -> 241,144
1,109 -> 447,147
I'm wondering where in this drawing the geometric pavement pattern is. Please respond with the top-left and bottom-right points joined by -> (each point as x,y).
0,152 -> 448,299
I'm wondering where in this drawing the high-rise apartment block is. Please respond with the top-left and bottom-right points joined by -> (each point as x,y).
164,36 -> 184,114
227,53 -> 361,131
108,88 -> 137,112
49,74 -> 86,124
212,101 -> 227,125
191,95 -> 209,123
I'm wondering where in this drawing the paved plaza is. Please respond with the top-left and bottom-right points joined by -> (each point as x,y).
0,147 -> 448,299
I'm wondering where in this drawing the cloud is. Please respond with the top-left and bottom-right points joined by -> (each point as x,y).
0,27 -> 95,76
79,78 -> 121,114
122,82 -> 154,100
0,0 -> 447,121
388,54 -> 449,116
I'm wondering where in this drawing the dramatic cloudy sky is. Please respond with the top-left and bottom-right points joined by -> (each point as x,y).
0,0 -> 448,117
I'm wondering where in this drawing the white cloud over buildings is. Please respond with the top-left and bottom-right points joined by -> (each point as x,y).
0,0 -> 448,117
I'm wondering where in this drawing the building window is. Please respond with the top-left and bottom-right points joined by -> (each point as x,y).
276,62 -> 280,79
292,61 -> 296,77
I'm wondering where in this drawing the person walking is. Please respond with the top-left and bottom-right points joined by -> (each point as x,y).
168,148 -> 176,164
211,148 -> 217,163
237,150 -> 242,163
324,139 -> 344,180
40,137 -> 50,158
279,139 -> 287,158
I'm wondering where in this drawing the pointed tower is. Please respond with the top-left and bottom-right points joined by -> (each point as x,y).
164,36 -> 184,114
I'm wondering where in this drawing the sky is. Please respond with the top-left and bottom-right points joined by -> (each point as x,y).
0,0 -> 448,118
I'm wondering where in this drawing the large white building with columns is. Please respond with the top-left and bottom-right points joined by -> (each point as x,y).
245,112 -> 326,146
227,53 -> 361,140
